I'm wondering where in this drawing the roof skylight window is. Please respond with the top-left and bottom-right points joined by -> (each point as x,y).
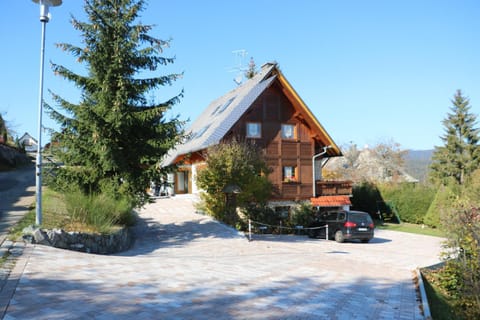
211,105 -> 221,116
217,97 -> 235,114
193,124 -> 210,139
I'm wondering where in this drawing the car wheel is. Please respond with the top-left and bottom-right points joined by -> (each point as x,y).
361,239 -> 370,243
334,230 -> 344,243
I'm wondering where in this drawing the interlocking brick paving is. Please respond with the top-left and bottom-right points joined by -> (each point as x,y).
1,196 -> 443,319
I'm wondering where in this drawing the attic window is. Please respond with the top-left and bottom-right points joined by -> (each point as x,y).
246,122 -> 261,138
193,125 -> 210,139
217,97 -> 235,114
281,124 -> 296,139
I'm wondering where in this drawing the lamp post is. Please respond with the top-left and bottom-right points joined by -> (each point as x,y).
33,0 -> 62,225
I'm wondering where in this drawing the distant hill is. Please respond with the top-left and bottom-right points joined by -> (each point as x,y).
404,150 -> 434,183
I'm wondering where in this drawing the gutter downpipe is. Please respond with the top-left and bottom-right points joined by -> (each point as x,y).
312,145 -> 332,198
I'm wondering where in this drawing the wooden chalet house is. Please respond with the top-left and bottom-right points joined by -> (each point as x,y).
163,62 -> 352,209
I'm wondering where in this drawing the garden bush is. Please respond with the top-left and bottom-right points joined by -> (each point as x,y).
288,202 -> 315,228
378,183 -> 435,224
351,181 -> 381,214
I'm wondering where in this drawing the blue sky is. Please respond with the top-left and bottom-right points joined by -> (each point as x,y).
2,0 -> 479,150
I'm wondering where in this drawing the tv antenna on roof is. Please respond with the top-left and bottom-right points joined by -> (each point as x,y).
228,49 -> 248,85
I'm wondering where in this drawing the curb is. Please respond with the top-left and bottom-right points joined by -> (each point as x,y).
0,240 -> 29,319
416,268 -> 432,320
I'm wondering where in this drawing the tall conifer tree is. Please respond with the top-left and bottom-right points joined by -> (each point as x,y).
430,90 -> 480,185
47,0 -> 184,204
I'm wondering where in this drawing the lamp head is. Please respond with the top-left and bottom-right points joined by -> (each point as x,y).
32,0 -> 62,22
32,0 -> 63,6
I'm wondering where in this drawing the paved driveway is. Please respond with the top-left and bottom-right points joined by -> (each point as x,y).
1,196 -> 443,319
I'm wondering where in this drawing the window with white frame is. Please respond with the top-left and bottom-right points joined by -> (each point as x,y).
281,124 -> 296,139
246,122 -> 261,138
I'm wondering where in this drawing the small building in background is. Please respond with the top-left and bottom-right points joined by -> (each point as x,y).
18,132 -> 38,154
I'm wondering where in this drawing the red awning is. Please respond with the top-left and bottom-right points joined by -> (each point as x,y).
310,195 -> 351,207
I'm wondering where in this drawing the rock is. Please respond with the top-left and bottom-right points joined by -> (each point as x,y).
21,224 -> 134,254
33,228 -> 51,246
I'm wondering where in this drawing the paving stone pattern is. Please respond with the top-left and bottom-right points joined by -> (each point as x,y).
1,196 -> 443,319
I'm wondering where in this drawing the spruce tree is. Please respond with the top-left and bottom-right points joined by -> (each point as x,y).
47,0 -> 184,205
430,90 -> 480,185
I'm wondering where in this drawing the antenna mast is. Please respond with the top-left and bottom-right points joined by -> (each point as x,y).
228,49 -> 248,85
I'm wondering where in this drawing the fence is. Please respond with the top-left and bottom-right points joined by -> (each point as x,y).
247,219 -> 328,242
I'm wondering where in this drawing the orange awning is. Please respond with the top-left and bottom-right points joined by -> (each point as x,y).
310,195 -> 351,207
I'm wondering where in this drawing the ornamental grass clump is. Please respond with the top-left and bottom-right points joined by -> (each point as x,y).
65,190 -> 135,234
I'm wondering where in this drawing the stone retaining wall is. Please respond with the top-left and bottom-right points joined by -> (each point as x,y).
23,226 -> 134,254
0,144 -> 30,168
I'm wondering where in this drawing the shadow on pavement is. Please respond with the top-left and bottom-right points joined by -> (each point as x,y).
1,272 -> 419,319
248,234 -> 392,245
118,214 -> 246,256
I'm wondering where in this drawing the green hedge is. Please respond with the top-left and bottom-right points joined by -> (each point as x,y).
352,182 -> 436,225
378,183 -> 435,224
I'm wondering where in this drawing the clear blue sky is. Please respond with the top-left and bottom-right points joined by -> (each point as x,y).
2,0 -> 479,150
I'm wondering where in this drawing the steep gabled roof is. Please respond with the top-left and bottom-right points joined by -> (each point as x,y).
19,132 -> 37,144
163,62 -> 341,166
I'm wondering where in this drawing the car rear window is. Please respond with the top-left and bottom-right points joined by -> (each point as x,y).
349,212 -> 372,224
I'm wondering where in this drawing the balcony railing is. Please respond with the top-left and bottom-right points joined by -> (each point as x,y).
315,180 -> 353,197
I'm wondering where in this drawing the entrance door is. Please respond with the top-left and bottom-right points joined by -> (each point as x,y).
176,171 -> 189,194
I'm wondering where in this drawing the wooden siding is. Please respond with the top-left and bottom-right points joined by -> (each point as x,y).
209,80 -> 348,202
227,83 -> 326,201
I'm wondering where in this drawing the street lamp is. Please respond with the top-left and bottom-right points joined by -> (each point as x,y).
33,0 -> 62,225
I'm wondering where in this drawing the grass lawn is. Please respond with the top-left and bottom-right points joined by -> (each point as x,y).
376,222 -> 446,237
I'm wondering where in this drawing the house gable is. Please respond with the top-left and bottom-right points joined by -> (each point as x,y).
224,79 -> 339,200
163,62 -> 345,201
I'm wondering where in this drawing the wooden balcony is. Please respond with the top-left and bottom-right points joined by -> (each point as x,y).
315,180 -> 353,197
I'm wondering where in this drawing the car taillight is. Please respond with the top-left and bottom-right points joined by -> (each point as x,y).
369,223 -> 374,228
344,221 -> 357,228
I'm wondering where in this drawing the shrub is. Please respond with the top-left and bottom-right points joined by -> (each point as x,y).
196,140 -> 272,226
240,204 -> 279,233
289,202 -> 315,228
378,183 -> 435,224
439,200 -> 480,318
351,181 -> 382,214
424,185 -> 457,228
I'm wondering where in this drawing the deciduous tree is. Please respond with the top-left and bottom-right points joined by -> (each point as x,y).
196,140 -> 272,226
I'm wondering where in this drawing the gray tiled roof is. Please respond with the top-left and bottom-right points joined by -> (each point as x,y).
162,63 -> 277,166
